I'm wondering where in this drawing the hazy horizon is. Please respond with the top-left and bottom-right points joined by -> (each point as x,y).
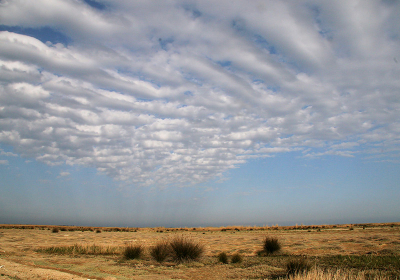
1,0 -> 399,228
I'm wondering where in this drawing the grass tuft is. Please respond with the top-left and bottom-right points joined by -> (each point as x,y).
217,252 -> 229,264
150,241 -> 170,262
231,253 -> 243,263
123,244 -> 144,260
169,236 -> 204,263
262,236 -> 281,255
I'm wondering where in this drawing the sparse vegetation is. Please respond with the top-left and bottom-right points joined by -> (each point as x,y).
217,252 -> 229,264
2,223 -> 399,279
123,244 -> 144,260
169,236 -> 204,262
51,227 -> 59,233
150,241 -> 170,262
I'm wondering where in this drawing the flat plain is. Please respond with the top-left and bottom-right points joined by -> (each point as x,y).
0,223 -> 399,279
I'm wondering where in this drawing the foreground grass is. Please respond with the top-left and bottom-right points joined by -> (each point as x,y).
318,255 -> 400,279
283,267 -> 392,280
319,255 -> 400,270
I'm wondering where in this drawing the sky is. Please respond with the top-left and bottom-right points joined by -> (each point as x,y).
0,0 -> 399,228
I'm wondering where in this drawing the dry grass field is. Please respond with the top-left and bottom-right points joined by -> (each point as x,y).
0,223 -> 399,279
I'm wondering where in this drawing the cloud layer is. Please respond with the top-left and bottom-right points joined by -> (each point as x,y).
1,0 -> 399,187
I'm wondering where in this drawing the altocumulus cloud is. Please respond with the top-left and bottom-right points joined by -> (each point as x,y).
0,0 -> 399,187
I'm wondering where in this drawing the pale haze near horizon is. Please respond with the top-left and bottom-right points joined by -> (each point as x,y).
0,0 -> 399,228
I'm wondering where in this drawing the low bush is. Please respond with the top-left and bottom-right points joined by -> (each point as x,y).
169,236 -> 204,262
150,241 -> 170,262
52,227 -> 59,233
123,244 -> 143,260
262,236 -> 281,255
231,253 -> 243,263
217,252 -> 229,264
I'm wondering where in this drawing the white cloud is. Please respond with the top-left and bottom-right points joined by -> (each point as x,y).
0,160 -> 9,165
0,0 -> 399,187
0,149 -> 18,157
59,171 -> 70,177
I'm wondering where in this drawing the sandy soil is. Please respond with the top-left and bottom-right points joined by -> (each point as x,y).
0,258 -> 91,280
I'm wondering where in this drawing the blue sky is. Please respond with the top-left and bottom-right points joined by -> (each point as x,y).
0,0 -> 399,227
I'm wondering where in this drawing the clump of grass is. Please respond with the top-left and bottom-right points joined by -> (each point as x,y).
150,241 -> 170,262
286,258 -> 311,276
169,236 -> 204,262
217,252 -> 229,264
231,253 -> 243,263
262,236 -> 281,255
52,227 -> 59,233
123,244 -> 144,260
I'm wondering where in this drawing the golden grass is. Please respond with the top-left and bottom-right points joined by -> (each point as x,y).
285,267 -> 391,280
35,243 -> 122,255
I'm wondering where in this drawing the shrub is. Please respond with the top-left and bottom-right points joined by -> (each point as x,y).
150,241 -> 170,262
123,244 -> 143,260
262,236 -> 281,255
231,253 -> 243,263
52,227 -> 59,233
169,236 -> 204,262
96,229 -> 102,233
286,258 -> 311,276
218,252 -> 229,264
